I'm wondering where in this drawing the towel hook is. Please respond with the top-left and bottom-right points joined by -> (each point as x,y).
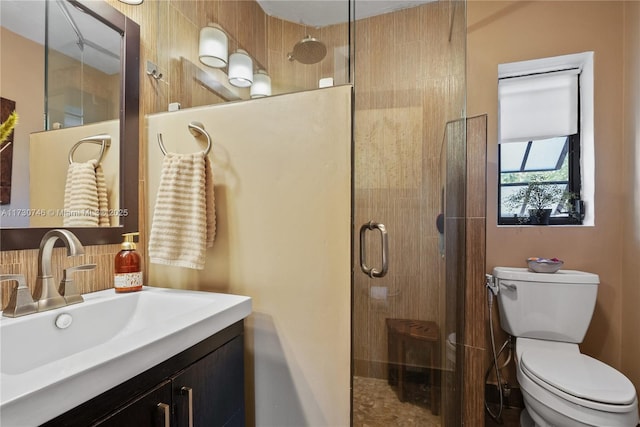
157,121 -> 212,156
68,134 -> 111,165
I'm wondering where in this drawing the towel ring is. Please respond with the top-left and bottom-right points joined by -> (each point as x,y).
68,134 -> 111,164
157,121 -> 212,156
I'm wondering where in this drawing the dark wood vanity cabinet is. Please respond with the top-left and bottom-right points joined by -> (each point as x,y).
42,321 -> 245,427
170,335 -> 245,426
93,381 -> 173,426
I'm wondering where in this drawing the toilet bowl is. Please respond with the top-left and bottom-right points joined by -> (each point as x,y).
492,267 -> 639,427
515,338 -> 638,427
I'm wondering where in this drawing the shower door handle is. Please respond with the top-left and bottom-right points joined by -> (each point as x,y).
359,221 -> 389,278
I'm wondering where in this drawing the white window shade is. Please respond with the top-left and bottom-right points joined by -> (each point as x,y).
499,70 -> 579,143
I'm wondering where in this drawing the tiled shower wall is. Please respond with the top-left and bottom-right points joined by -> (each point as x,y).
440,115 -> 487,426
463,115 -> 488,425
135,0 -> 348,113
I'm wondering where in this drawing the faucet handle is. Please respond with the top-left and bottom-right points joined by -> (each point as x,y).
0,274 -> 38,318
59,264 -> 96,305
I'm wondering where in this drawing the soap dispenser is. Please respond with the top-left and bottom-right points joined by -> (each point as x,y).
114,232 -> 142,293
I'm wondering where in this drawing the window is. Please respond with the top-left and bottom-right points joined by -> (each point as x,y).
497,53 -> 593,226
499,135 -> 582,225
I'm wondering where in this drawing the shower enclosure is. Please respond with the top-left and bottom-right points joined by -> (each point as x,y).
139,0 -> 467,423
350,1 -> 467,426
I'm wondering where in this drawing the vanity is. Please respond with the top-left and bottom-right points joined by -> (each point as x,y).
46,322 -> 245,427
0,287 -> 252,426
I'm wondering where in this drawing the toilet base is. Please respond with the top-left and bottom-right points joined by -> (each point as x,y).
521,407 -> 552,427
520,408 -> 535,427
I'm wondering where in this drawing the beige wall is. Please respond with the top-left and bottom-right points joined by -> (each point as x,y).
622,1 -> 640,398
146,86 -> 352,427
468,0 -> 635,389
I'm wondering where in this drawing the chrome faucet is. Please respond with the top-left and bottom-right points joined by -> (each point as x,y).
33,229 -> 85,312
58,263 -> 96,305
0,275 -> 38,317
1,229 -> 94,318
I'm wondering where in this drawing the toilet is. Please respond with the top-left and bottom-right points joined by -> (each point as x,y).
492,267 -> 639,427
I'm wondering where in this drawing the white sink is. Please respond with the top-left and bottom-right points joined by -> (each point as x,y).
0,286 -> 251,426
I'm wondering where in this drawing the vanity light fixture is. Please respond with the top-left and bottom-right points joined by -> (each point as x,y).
199,24 -> 228,68
228,49 -> 253,88
250,70 -> 272,98
118,0 -> 144,4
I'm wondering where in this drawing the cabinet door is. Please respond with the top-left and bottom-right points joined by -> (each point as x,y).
92,380 -> 172,427
173,335 -> 245,427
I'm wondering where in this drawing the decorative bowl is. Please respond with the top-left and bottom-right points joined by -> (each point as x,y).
527,257 -> 564,273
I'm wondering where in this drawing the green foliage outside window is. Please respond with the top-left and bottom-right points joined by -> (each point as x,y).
500,156 -> 569,185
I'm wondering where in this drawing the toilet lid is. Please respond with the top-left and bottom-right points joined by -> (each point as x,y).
521,348 -> 636,405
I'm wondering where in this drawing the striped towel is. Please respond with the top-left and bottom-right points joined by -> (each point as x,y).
148,151 -> 216,270
63,159 -> 110,227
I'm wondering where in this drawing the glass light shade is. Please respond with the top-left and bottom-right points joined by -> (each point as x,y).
250,71 -> 272,98
228,50 -> 253,88
199,25 -> 228,68
118,0 -> 143,4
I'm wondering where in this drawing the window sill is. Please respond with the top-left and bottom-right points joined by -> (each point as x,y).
496,223 -> 593,228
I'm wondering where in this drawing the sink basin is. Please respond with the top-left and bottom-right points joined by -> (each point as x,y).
0,286 -> 251,426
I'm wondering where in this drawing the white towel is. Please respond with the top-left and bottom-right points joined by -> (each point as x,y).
148,151 -> 216,270
63,159 -> 110,227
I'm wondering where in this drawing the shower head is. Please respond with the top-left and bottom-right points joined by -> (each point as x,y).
287,35 -> 327,65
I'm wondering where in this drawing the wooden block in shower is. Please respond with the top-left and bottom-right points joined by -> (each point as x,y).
386,318 -> 441,416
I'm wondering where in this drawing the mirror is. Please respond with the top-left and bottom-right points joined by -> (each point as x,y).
0,0 -> 139,250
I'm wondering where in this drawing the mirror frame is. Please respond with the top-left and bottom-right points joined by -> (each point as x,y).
0,0 -> 140,251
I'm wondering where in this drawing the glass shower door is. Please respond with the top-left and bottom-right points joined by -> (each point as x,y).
351,1 -> 466,426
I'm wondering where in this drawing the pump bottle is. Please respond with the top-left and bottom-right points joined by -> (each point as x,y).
114,232 -> 142,293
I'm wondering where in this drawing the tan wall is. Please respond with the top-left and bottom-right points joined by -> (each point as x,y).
622,1 -> 640,398
146,86 -> 351,427
468,0 -> 626,373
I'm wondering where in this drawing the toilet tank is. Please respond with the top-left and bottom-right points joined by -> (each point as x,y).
493,267 -> 599,343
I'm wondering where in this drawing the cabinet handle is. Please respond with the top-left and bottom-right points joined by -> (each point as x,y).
181,386 -> 193,427
156,402 -> 171,427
